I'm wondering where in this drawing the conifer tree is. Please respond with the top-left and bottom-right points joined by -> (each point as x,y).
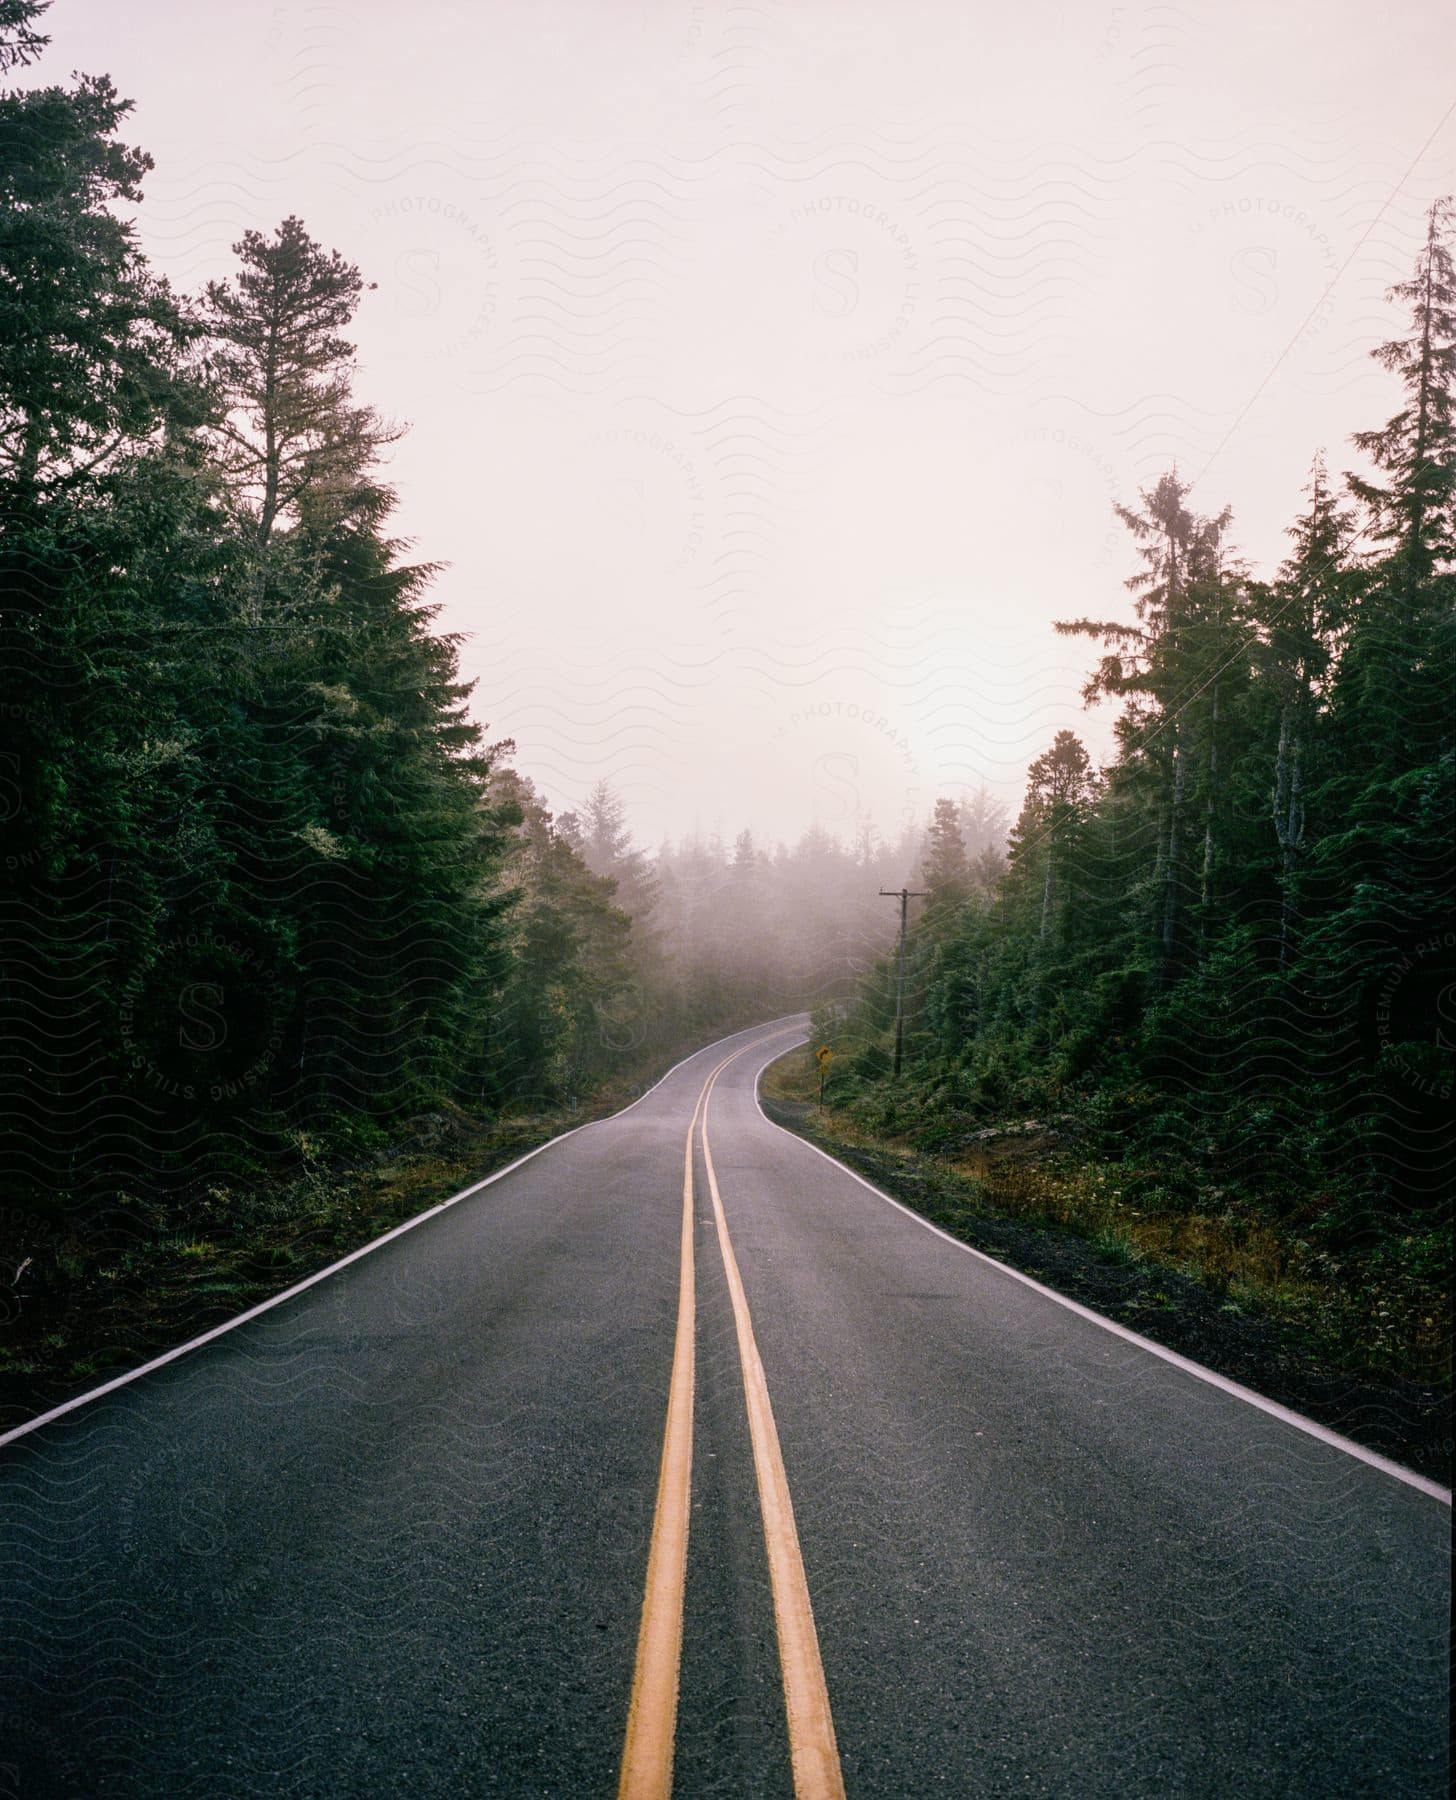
1011,731 -> 1096,941
1058,475 -> 1246,976
1349,197 -> 1455,585
0,63 -> 195,508
922,797 -> 969,903
1340,194 -> 1455,773
581,778 -> 659,922
202,217 -> 400,548
0,0 -> 48,72
1258,454 -> 1354,966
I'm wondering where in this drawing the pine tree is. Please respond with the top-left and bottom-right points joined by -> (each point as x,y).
0,34 -> 211,1198
0,0 -> 48,73
581,778 -> 659,923
921,797 -> 969,903
1011,731 -> 1096,941
1340,194 -> 1455,773
202,217 -> 400,549
1348,196 -> 1455,584
1297,198 -> 1456,1212
0,65 -> 195,508
959,785 -> 1010,868
1058,474 -> 1246,978
489,770 -> 633,1098
1259,453 -> 1355,967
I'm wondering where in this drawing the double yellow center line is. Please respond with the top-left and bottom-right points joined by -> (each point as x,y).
617,1039 -> 846,1800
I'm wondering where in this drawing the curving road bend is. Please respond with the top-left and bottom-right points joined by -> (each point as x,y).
0,1019 -> 1449,1796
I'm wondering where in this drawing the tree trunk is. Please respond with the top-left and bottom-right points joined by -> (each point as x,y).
1406,211 -> 1436,574
1273,702 -> 1305,971
1160,726 -> 1186,981
257,296 -> 283,547
15,414 -> 43,506
1040,842 -> 1055,941
1200,680 -> 1220,914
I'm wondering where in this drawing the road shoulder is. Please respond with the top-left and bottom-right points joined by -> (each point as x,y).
759,1052 -> 1451,1488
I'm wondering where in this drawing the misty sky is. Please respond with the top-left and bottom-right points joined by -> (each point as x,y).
41,0 -> 1456,848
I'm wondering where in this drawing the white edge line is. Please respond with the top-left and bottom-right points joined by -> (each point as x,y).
0,1018 -> 807,1451
751,1046 -> 1453,1508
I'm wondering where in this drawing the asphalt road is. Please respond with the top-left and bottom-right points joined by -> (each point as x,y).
0,1019 -> 1449,1797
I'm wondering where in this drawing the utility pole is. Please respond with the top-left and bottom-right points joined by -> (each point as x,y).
879,887 -> 927,1076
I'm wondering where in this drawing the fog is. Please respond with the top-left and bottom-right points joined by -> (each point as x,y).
43,0 -> 1454,848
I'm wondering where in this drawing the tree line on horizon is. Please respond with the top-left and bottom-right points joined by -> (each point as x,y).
568,781 -> 1009,1063
826,196 -> 1453,1272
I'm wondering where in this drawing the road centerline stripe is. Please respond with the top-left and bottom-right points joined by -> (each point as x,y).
618,1038 -> 783,1797
616,1069 -> 709,1799
701,1061 -> 846,1800
618,1028 -> 803,1796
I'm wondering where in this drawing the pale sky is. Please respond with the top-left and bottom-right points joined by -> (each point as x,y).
39,0 -> 1456,847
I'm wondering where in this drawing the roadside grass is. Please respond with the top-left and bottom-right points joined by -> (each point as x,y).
0,1133 -> 515,1393
760,1046 -> 1450,1388
0,1070 -> 665,1425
